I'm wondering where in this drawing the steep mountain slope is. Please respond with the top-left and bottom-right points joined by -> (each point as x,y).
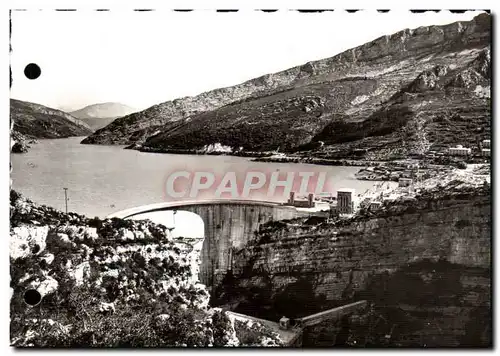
82,13 -> 490,159
70,102 -> 137,131
310,47 -> 491,160
11,99 -> 92,139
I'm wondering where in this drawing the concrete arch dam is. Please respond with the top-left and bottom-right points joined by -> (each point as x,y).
108,200 -> 315,290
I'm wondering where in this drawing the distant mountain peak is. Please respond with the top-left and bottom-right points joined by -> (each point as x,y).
69,103 -> 138,131
71,102 -> 137,119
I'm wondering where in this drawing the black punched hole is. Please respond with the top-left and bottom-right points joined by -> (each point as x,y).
24,289 -> 42,306
24,63 -> 41,80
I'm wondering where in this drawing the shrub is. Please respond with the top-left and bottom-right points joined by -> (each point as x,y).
212,310 -> 232,346
455,219 -> 472,229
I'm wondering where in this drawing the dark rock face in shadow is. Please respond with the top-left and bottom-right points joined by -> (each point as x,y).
211,186 -> 491,347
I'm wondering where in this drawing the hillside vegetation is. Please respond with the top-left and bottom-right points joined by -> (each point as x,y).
10,191 -> 282,347
11,99 -> 92,139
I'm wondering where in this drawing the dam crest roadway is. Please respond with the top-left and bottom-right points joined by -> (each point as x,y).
107,199 -> 321,289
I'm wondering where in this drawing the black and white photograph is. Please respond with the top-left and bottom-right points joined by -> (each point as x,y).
8,8 -> 492,348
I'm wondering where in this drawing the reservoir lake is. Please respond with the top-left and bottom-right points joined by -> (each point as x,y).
11,137 -> 389,237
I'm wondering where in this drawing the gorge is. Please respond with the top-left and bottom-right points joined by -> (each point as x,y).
212,178 -> 491,346
107,171 -> 491,347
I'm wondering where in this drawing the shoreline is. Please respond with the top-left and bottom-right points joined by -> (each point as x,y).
135,145 -> 273,158
134,146 -> 382,167
252,156 -> 381,167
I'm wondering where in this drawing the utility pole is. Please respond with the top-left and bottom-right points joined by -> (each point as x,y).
63,188 -> 68,214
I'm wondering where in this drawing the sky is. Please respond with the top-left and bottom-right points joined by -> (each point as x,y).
131,211 -> 205,238
10,9 -> 483,112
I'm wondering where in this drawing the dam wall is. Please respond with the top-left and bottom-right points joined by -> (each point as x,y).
109,200 -> 314,289
224,188 -> 491,346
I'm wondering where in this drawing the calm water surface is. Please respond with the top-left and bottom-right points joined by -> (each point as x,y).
11,137 -> 386,235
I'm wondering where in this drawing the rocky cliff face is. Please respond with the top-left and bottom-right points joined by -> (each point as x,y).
9,191 -> 282,347
11,130 -> 37,153
11,99 -> 93,139
216,179 -> 491,347
83,14 -> 490,159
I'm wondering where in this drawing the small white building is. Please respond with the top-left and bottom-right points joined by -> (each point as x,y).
415,172 -> 425,182
369,201 -> 382,211
337,188 -> 356,214
287,192 -> 315,208
482,139 -> 491,148
383,195 -> 397,203
316,192 -> 335,203
482,148 -> 491,157
449,145 -> 471,156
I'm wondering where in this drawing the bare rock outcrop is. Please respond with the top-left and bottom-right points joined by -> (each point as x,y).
218,176 -> 491,347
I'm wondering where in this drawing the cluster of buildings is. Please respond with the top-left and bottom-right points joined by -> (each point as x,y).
286,192 -> 315,208
448,145 -> 471,156
284,137 -> 492,220
448,139 -> 490,158
285,173 -> 423,220
398,177 -> 413,187
285,188 -> 358,217
481,139 -> 491,157
286,174 -> 417,218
